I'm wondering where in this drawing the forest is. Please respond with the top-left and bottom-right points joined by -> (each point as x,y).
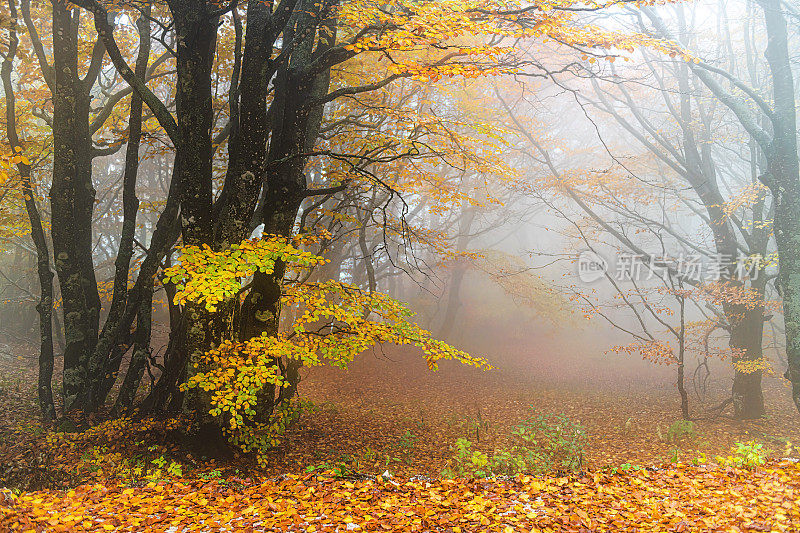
1,0 -> 800,530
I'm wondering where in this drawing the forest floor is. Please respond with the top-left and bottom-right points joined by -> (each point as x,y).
1,337 -> 800,531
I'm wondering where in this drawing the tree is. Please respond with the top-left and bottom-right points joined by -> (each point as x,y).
583,8 -> 774,418
1,0 -> 56,420
642,0 -> 800,414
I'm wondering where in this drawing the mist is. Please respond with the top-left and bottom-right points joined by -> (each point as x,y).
2,0 -> 800,529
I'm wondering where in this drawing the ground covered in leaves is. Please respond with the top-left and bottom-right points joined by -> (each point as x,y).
2,336 -> 800,531
4,462 -> 800,532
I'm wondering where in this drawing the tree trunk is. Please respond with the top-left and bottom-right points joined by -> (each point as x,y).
85,7 -> 150,410
241,11 -> 335,412
50,0 -> 102,413
730,304 -> 766,418
171,0 -> 217,247
674,56 -> 766,419
213,0 -> 274,249
439,206 -> 476,339
1,0 -> 56,421
357,193 -> 377,293
775,200 -> 800,414
165,0 -> 227,441
757,0 -> 800,414
678,295 -> 689,420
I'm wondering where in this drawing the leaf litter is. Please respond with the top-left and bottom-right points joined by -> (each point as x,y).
3,345 -> 800,531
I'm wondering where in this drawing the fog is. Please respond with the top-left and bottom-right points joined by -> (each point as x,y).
2,0 -> 800,496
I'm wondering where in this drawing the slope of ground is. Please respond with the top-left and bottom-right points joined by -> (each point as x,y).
2,336 -> 800,532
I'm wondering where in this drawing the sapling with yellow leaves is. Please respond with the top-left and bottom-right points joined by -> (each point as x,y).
164,235 -> 490,460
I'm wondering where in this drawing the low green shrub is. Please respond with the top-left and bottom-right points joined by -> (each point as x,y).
443,410 -> 586,478
664,420 -> 695,443
716,441 -> 767,469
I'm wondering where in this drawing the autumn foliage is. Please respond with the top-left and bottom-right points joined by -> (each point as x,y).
4,462 -> 800,532
3,0 -> 800,530
165,235 -> 490,457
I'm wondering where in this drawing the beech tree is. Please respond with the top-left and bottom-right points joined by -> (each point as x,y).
583,6 -> 776,419
641,0 -> 800,414
1,0 -> 56,420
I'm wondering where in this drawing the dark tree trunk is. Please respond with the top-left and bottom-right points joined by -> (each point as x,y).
730,294 -> 766,419
50,0 -> 102,413
1,0 -> 56,421
242,70 -> 318,342
678,295 -> 690,420
115,287 -> 155,413
357,190 -> 378,293
171,0 -> 217,247
86,7 -> 150,410
162,0 -> 228,439
240,8 -> 336,414
213,0 -> 276,249
110,185 -> 182,411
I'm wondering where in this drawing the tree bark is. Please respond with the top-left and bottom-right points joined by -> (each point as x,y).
213,0 -> 278,249
756,0 -> 800,414
241,7 -> 336,413
49,0 -> 102,413
86,6 -> 151,410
